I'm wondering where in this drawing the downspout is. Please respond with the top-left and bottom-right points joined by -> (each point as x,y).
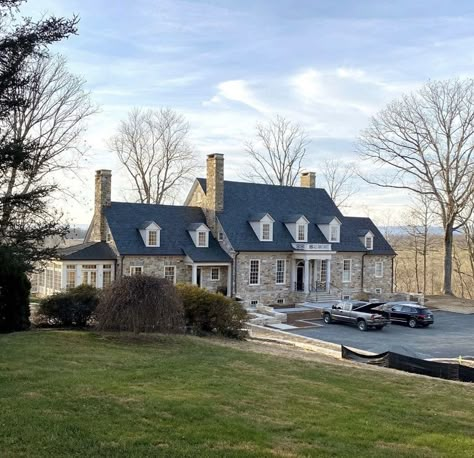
391,256 -> 395,293
361,252 -> 367,293
120,255 -> 125,278
233,251 -> 240,297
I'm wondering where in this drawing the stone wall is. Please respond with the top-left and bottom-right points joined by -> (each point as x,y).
330,253 -> 364,296
363,255 -> 393,295
235,252 -> 293,305
121,255 -> 190,283
198,265 -> 229,294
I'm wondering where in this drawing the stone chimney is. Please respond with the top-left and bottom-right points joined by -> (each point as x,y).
90,169 -> 112,242
300,171 -> 316,188
206,154 -> 224,212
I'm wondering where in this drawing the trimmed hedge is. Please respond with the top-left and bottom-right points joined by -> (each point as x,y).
176,284 -> 247,339
38,285 -> 100,327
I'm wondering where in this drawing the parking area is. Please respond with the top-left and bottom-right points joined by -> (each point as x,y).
289,310 -> 474,359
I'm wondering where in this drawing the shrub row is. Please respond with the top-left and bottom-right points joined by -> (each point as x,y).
38,276 -> 247,339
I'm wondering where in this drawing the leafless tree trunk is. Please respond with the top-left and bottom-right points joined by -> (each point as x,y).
109,107 -> 198,204
1,54 -> 96,234
320,159 -> 359,207
243,115 -> 309,186
357,79 -> 474,295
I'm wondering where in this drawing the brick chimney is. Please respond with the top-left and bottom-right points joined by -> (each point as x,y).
300,171 -> 316,188
90,170 -> 112,242
206,154 -> 224,212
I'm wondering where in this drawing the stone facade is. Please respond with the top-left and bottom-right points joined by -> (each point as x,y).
89,170 -> 111,242
300,171 -> 316,188
330,253 -> 364,295
198,265 -> 229,294
363,255 -> 393,295
235,252 -> 293,305
121,255 -> 190,283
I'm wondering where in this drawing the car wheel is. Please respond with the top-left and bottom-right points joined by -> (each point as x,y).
358,320 -> 368,332
323,314 -> 332,324
408,318 -> 417,328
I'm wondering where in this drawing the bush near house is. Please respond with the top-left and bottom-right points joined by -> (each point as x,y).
0,247 -> 31,333
176,283 -> 247,339
38,285 -> 100,327
96,275 -> 185,334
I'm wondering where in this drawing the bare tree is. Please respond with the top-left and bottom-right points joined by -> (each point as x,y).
320,159 -> 359,207
357,79 -> 474,295
109,107 -> 198,204
243,115 -> 310,186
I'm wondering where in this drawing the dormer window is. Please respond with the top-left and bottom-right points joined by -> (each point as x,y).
197,231 -> 208,247
249,213 -> 274,242
188,223 -> 210,248
262,223 -> 271,241
365,234 -> 373,250
139,221 -> 161,247
148,230 -> 158,246
316,216 -> 341,244
329,223 -> 340,243
297,224 -> 306,241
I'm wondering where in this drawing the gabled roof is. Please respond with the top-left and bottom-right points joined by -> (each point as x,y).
196,179 -> 395,255
187,222 -> 208,231
58,242 -> 117,261
345,217 -> 395,255
138,221 -> 160,230
282,214 -> 308,223
248,212 -> 273,222
104,202 -> 231,262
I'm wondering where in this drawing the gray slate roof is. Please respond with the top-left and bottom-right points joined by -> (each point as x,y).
105,202 -> 231,263
58,242 -> 117,261
196,179 -> 395,255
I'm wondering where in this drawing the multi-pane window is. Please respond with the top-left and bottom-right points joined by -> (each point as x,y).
46,269 -> 53,288
297,224 -> 306,241
53,269 -> 61,290
103,264 -> 112,287
275,259 -> 286,284
261,223 -> 271,241
211,267 -> 220,281
164,266 -> 176,283
66,264 -> 76,289
330,225 -> 339,242
82,264 -> 97,286
197,231 -> 207,247
249,260 -> 260,285
148,230 -> 158,246
375,261 -> 383,278
365,235 -> 373,250
218,232 -> 224,241
130,266 -> 143,276
342,259 -> 351,283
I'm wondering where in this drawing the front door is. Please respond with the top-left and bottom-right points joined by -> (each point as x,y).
296,262 -> 304,291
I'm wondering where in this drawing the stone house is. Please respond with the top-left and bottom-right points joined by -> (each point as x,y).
34,154 -> 395,306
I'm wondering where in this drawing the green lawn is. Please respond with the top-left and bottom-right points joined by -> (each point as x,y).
0,331 -> 473,457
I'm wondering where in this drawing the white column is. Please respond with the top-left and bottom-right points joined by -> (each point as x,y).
326,259 -> 331,292
304,258 -> 309,293
226,265 -> 232,297
191,264 -> 198,285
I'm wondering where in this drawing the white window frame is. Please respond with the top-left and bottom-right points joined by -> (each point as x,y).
329,224 -> 340,243
210,267 -> 220,281
103,264 -> 112,288
249,259 -> 260,286
375,261 -> 383,278
130,265 -> 143,276
197,230 -> 208,247
342,294 -> 351,300
218,232 -> 224,241
365,235 -> 373,250
296,223 -> 307,242
66,265 -> 76,290
147,230 -> 158,246
275,259 -> 286,285
342,259 -> 352,283
375,288 -> 382,295
82,264 -> 97,287
250,300 -> 258,306
261,222 -> 272,241
164,265 -> 176,284
276,298 -> 285,304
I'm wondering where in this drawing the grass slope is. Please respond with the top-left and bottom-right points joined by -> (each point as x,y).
0,331 -> 473,457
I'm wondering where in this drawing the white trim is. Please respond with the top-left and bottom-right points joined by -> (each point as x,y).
249,259 -> 260,286
197,230 -> 209,247
342,259 -> 352,283
329,224 -> 340,243
275,259 -> 286,285
375,261 -> 383,278
130,265 -> 143,276
164,265 -> 176,284
261,222 -> 272,241
147,229 -> 159,246
296,223 -> 307,242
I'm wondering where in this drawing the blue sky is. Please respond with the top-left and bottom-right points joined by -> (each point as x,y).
20,0 -> 474,225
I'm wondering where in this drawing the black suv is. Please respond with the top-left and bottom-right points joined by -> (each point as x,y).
382,302 -> 434,328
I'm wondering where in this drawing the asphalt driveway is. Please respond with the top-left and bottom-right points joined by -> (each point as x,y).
289,310 -> 474,359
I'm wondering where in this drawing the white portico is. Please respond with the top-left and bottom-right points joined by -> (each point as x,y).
290,243 -> 335,293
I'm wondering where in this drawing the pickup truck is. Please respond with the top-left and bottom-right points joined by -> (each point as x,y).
322,301 -> 390,331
